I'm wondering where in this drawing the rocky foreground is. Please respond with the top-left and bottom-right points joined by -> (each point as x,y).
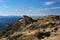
0,15 -> 60,40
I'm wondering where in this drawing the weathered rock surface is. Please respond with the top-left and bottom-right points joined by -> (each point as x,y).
0,15 -> 60,40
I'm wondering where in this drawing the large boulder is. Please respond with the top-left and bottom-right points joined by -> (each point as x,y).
23,15 -> 35,26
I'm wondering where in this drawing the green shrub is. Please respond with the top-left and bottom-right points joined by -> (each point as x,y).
37,32 -> 45,39
44,32 -> 50,37
36,32 -> 50,39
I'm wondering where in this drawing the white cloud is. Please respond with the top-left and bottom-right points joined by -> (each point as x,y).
0,6 -> 60,16
0,0 -> 6,2
38,7 -> 60,11
45,1 -> 55,5
0,0 -> 8,8
51,7 -> 60,9
2,5 -> 8,8
0,5 -> 8,9
17,7 -> 60,16
0,13 -> 52,16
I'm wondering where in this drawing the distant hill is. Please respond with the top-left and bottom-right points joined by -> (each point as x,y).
0,16 -> 22,29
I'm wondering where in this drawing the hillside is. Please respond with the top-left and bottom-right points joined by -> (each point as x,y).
0,15 -> 60,40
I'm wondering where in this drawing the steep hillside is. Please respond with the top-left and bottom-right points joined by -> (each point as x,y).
0,15 -> 60,40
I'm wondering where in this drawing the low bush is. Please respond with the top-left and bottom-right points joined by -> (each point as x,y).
36,31 -> 50,39
37,32 -> 44,39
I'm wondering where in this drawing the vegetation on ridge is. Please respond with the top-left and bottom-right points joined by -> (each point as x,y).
0,15 -> 60,40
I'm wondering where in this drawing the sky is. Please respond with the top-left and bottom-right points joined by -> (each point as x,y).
0,0 -> 60,16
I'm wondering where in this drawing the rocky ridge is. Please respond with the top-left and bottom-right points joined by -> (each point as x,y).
0,15 -> 60,40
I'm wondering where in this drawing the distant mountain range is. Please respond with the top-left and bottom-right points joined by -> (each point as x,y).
0,16 -> 22,29
0,16 -> 42,29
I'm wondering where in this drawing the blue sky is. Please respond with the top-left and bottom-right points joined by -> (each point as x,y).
0,0 -> 60,16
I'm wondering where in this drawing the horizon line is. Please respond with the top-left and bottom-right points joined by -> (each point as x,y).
0,14 -> 60,16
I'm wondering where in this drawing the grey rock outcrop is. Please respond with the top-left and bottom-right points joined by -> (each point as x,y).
23,15 -> 36,26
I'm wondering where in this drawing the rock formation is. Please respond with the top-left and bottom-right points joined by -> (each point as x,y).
23,15 -> 37,27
